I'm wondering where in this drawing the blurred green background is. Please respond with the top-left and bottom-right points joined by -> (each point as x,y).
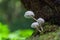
0,0 -> 34,30
0,0 -> 60,40
0,0 -> 34,40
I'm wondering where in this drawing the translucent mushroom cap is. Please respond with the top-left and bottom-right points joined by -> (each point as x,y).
37,18 -> 45,25
31,22 -> 39,28
24,11 -> 35,18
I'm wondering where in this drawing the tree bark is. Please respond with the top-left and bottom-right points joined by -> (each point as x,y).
21,0 -> 60,25
21,0 -> 60,39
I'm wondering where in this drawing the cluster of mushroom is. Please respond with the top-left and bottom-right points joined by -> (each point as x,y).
24,11 -> 45,32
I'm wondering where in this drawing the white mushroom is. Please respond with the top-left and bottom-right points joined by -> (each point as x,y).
24,11 -> 45,32
31,22 -> 41,32
37,18 -> 45,31
24,11 -> 37,21
37,18 -> 45,25
24,11 -> 35,18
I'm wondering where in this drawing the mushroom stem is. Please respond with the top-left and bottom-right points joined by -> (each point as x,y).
40,26 -> 43,31
31,16 -> 37,21
39,25 -> 43,31
35,27 -> 41,33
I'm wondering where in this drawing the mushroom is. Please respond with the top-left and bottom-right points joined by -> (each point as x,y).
37,18 -> 45,31
24,11 -> 37,21
24,11 -> 45,32
31,22 -> 41,32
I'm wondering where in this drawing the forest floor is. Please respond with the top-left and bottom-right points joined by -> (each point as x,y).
27,25 -> 60,40
39,27 -> 60,40
0,22 -> 60,40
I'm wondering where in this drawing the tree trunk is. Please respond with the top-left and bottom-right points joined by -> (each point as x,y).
21,0 -> 60,39
21,0 -> 60,25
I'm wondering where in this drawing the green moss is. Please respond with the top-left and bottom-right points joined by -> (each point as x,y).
39,27 -> 60,40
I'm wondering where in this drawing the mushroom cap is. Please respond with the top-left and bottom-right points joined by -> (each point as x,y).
24,11 -> 35,18
31,22 -> 39,28
37,18 -> 45,25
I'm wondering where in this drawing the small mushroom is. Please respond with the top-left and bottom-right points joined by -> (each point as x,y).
24,11 -> 37,21
37,18 -> 45,31
31,22 -> 41,32
24,11 -> 35,18
37,18 -> 45,25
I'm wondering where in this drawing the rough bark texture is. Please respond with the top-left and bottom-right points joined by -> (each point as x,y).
21,0 -> 60,25
21,0 -> 60,39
